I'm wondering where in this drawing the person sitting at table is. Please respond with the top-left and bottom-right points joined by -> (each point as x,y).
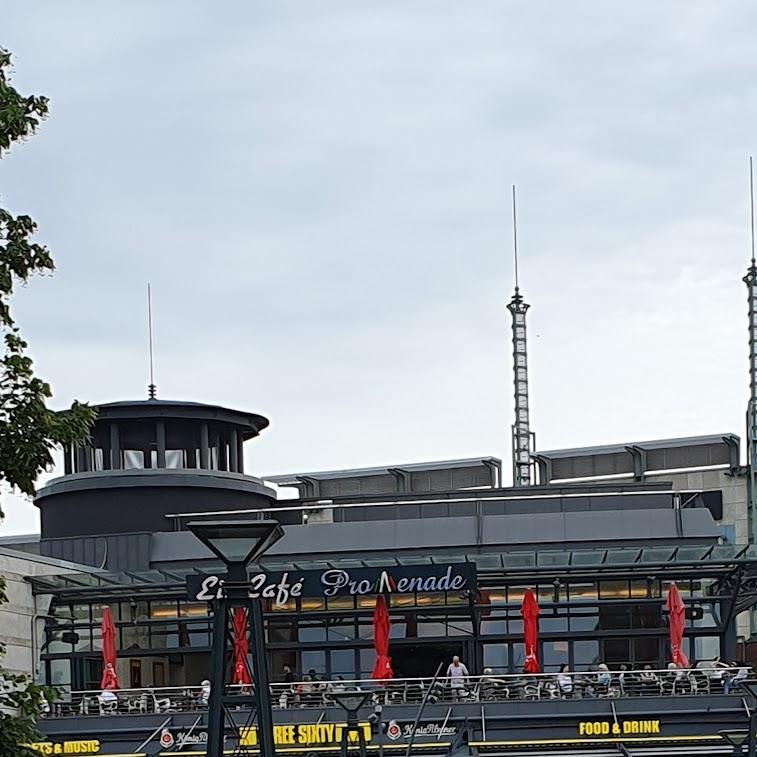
97,687 -> 118,714
199,679 -> 211,706
594,664 -> 611,696
725,666 -> 749,694
556,664 -> 574,698
639,665 -> 660,695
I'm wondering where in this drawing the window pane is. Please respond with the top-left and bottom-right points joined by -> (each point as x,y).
481,620 -> 507,635
483,644 -> 509,672
569,583 -> 597,601
540,615 -> 568,632
573,640 -> 599,671
599,607 -> 631,630
633,637 -> 659,664
47,629 -> 71,654
599,581 -> 629,599
417,622 -> 446,637
694,636 -> 720,662
446,620 -> 472,636
330,650 -> 355,676
542,641 -> 569,672
328,623 -> 355,641
569,607 -> 598,632
298,623 -> 326,642
603,638 -> 630,665
123,450 -> 144,469
150,601 -> 178,619
301,650 -> 326,677
49,659 -> 71,687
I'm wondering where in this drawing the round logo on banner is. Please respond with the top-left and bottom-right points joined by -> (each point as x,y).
159,729 -> 175,749
386,721 -> 402,741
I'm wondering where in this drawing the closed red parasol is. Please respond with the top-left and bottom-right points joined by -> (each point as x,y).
371,595 -> 393,680
520,588 -> 540,674
100,607 -> 120,690
231,607 -> 252,685
666,583 -> 689,667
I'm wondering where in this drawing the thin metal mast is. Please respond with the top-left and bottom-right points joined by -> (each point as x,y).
745,157 -> 757,543
147,283 -> 157,399
506,185 -> 533,487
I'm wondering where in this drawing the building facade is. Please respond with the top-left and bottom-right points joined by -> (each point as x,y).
2,399 -> 757,755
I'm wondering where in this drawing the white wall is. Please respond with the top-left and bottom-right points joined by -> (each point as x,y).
0,549 -> 85,678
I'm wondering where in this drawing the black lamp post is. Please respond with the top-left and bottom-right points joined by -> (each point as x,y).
330,691 -> 372,757
187,519 -> 284,757
720,730 -> 750,756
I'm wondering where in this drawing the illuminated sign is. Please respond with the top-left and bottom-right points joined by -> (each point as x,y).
187,564 -> 476,607
577,720 -> 661,737
239,723 -> 372,747
29,741 -> 100,755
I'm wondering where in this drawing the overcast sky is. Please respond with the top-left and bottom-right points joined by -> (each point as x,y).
2,2 -> 757,535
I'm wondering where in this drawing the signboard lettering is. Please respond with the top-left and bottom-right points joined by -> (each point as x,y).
29,742 -> 100,755
239,723 -> 371,747
188,564 -> 476,607
577,720 -> 661,737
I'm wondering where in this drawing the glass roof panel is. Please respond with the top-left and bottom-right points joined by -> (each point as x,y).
398,556 -> 433,566
537,551 -> 571,567
706,546 -> 739,562
431,555 -> 467,565
741,545 -> 757,560
570,550 -> 606,566
503,552 -> 537,569
640,548 -> 676,564
293,560 -> 333,570
674,546 -> 709,562
471,555 -> 503,569
605,549 -> 641,565
262,562 -> 297,572
329,559 -> 365,569
363,558 -> 399,567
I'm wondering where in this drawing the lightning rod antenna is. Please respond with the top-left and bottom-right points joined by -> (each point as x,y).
751,155 -> 755,267
512,185 -> 520,292
147,283 -> 157,399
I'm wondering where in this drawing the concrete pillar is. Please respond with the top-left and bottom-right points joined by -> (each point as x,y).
110,423 -> 121,470
229,429 -> 239,473
199,423 -> 209,470
237,435 -> 245,474
156,421 -> 166,468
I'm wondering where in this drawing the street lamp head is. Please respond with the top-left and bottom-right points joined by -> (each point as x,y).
186,519 -> 284,568
719,730 -> 749,747
330,691 -> 372,716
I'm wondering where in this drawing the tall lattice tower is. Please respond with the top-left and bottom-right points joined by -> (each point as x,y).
745,157 -> 757,543
507,186 -> 533,487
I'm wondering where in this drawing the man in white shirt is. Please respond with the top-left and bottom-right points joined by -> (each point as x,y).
446,656 -> 469,699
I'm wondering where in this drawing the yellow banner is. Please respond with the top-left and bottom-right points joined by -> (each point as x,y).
29,741 -> 101,755
240,723 -> 371,748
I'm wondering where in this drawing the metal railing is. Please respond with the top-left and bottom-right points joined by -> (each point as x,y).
43,667 -> 752,718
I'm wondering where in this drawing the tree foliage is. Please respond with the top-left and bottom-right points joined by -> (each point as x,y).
0,47 -> 95,755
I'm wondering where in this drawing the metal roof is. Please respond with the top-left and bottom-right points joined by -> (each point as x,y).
535,434 -> 740,459
265,457 -> 501,484
27,544 -> 757,597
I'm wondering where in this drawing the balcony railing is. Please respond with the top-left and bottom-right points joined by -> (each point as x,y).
43,667 -> 751,718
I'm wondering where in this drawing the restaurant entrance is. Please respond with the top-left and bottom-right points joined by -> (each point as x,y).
392,642 -> 465,679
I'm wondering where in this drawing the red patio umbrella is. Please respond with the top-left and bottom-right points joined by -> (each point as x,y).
666,583 -> 689,668
231,607 -> 252,685
520,588 -> 540,674
99,607 -> 120,690
371,595 -> 393,680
